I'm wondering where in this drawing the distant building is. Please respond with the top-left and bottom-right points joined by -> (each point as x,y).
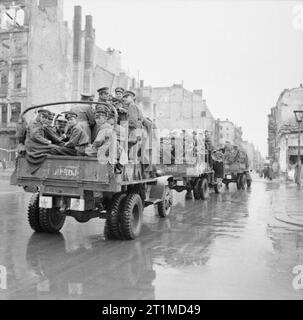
136,84 -> 216,143
267,84 -> 303,174
0,0 -> 131,158
214,118 -> 242,147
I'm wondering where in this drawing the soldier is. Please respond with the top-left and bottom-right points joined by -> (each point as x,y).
112,87 -> 127,124
91,101 -> 112,142
115,87 -> 124,98
54,115 -> 68,138
97,87 -> 110,103
122,90 -> 143,144
44,112 -> 64,145
63,111 -> 90,156
70,93 -> 95,142
24,109 -> 63,173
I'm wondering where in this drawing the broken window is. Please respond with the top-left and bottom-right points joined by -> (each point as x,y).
13,64 -> 22,89
0,69 -> 8,94
0,103 -> 7,126
0,6 -> 25,30
10,102 -> 21,123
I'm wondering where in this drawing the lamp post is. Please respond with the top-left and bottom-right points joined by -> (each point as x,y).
285,133 -> 289,182
294,110 -> 303,189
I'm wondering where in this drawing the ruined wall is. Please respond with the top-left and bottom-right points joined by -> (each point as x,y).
28,0 -> 73,109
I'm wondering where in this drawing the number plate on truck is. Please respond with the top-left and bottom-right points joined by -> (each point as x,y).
52,166 -> 79,178
39,196 -> 52,209
226,175 -> 232,179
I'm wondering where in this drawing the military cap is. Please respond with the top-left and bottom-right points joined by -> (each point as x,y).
115,87 -> 125,94
97,87 -> 109,94
122,90 -> 136,98
81,92 -> 94,98
95,110 -> 108,118
37,109 -> 52,116
65,111 -> 78,120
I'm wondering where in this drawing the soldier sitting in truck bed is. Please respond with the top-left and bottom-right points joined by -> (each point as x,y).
62,111 -> 90,156
25,109 -> 76,174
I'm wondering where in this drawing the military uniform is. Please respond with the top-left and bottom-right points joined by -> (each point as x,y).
63,112 -> 89,155
92,102 -> 111,142
70,103 -> 95,142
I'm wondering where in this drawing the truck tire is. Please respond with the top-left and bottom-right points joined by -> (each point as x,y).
247,178 -> 252,188
200,178 -> 209,200
28,193 -> 43,232
38,208 -> 66,233
106,193 -> 127,240
214,180 -> 223,194
157,187 -> 173,217
240,174 -> 247,190
193,180 -> 201,200
120,193 -> 143,240
236,175 -> 242,190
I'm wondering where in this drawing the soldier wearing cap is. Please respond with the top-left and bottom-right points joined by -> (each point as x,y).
43,112 -> 65,145
91,101 -> 112,142
63,111 -> 90,155
25,109 -> 57,155
54,114 -> 68,138
69,93 -> 95,142
97,87 -> 110,103
122,90 -> 143,143
112,87 -> 127,124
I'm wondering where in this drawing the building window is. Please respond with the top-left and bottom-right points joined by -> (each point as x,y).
0,70 -> 8,94
10,102 -> 21,123
13,65 -> 22,89
1,103 -> 7,126
201,111 -> 206,117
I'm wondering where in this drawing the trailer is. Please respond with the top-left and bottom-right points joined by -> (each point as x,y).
10,102 -> 173,240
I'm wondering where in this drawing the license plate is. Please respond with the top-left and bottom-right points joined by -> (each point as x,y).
226,175 -> 232,179
177,180 -> 184,186
70,198 -> 85,211
39,196 -> 52,209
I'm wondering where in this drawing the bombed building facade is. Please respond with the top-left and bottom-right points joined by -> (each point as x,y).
267,84 -> 303,175
0,0 -> 130,158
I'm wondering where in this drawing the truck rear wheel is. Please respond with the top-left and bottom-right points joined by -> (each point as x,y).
120,193 -> 143,240
157,187 -> 173,217
247,178 -> 252,188
240,174 -> 247,190
236,176 -> 242,190
200,178 -> 209,200
214,180 -> 223,194
105,193 -> 127,240
193,180 -> 201,200
28,193 -> 43,232
38,208 -> 66,233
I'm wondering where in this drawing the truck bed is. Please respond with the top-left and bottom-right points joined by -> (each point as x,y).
12,155 -> 157,193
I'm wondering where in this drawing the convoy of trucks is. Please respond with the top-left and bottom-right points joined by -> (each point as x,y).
10,102 -> 252,240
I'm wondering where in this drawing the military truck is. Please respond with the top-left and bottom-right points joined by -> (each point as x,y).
11,102 -> 173,240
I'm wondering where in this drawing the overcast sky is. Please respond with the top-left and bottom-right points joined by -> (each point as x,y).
63,0 -> 303,157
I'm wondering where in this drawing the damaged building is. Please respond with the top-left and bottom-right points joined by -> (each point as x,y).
268,84 -> 303,175
0,0 -> 131,159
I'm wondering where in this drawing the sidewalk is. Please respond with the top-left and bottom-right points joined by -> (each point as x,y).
274,182 -> 303,227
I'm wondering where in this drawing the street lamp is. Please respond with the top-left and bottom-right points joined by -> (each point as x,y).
285,133 -> 289,182
294,110 -> 303,189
